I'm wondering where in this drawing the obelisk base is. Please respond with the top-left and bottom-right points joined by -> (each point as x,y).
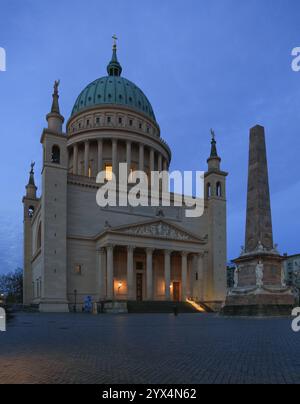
222,288 -> 297,316
222,251 -> 298,316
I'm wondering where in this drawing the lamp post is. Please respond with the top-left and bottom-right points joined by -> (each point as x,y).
73,289 -> 77,313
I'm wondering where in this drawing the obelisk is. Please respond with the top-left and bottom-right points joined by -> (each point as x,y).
223,125 -> 297,316
245,125 -> 273,252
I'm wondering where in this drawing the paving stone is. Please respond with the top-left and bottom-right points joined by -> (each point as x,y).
0,313 -> 299,384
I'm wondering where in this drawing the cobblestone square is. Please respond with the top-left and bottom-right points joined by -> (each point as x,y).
0,313 -> 299,384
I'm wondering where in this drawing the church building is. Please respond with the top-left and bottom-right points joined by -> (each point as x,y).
23,41 -> 228,312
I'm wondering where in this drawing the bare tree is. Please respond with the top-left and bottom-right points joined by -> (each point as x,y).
0,268 -> 23,304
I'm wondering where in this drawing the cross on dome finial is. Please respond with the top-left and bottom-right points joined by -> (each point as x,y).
210,128 -> 215,141
107,36 -> 122,77
112,34 -> 118,48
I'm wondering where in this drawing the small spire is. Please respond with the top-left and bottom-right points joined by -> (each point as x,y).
210,128 -> 219,158
28,161 -> 36,187
51,80 -> 61,114
107,35 -> 122,76
25,161 -> 37,200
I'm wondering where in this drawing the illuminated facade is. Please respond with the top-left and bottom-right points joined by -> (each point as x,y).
23,42 -> 228,312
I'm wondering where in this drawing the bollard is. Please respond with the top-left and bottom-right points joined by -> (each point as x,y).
93,302 -> 98,315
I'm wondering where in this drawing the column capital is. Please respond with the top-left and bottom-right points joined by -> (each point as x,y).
164,249 -> 172,256
97,247 -> 106,255
146,248 -> 155,255
181,251 -> 189,257
127,245 -> 135,253
106,244 -> 115,251
195,252 -> 205,258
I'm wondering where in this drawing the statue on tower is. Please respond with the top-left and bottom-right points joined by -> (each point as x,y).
30,161 -> 35,174
54,79 -> 60,94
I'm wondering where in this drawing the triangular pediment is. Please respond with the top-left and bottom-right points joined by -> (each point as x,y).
109,220 -> 204,243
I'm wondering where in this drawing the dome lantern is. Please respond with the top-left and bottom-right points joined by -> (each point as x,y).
107,35 -> 122,77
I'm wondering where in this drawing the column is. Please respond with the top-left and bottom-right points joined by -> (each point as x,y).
150,148 -> 155,172
84,141 -> 89,177
73,144 -> 78,175
163,159 -> 168,172
146,248 -> 154,300
181,252 -> 188,302
112,139 -> 118,177
197,253 -> 204,301
106,245 -> 114,300
97,248 -> 106,300
158,154 -> 163,172
139,143 -> 144,171
164,250 -> 171,300
126,140 -> 132,176
127,246 -> 135,300
97,139 -> 103,174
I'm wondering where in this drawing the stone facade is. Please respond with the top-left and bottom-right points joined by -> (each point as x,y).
22,45 -> 228,312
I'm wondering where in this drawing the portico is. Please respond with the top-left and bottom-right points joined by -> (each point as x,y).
96,219 -> 206,302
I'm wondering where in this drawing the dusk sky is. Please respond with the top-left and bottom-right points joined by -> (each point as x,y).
0,0 -> 299,274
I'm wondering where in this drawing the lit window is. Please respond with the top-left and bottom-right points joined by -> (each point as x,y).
75,265 -> 82,275
105,164 -> 113,181
88,166 -> 92,178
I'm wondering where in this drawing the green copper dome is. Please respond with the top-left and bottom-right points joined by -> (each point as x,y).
71,44 -> 156,122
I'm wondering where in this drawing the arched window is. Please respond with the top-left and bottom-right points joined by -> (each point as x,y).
207,183 -> 211,198
51,145 -> 60,164
216,182 -> 222,197
37,223 -> 42,251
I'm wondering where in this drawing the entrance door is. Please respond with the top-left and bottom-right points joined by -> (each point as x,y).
136,273 -> 143,301
173,282 -> 180,302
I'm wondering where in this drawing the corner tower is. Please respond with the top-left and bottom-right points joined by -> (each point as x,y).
39,81 -> 69,312
23,163 -> 39,305
204,130 -> 228,307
